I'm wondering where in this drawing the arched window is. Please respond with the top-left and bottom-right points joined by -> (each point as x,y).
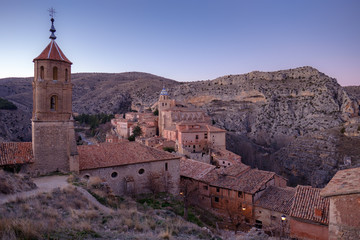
40,66 -> 44,79
65,69 -> 68,82
53,67 -> 58,80
50,95 -> 58,111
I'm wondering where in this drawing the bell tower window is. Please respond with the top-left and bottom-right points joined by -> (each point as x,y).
53,67 -> 58,80
50,95 -> 58,111
65,69 -> 68,82
40,66 -> 44,79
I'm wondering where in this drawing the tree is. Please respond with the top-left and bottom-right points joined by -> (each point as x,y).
225,203 -> 245,234
180,178 -> 198,220
132,125 -> 142,138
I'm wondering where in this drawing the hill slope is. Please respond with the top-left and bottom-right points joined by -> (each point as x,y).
1,67 -> 359,187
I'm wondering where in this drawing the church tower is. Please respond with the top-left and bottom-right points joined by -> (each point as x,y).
158,86 -> 175,136
31,14 -> 78,174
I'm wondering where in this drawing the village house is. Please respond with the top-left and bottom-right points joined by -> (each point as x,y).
111,112 -> 158,139
78,141 -> 180,196
254,186 -> 295,234
289,185 -> 329,240
180,158 -> 287,222
321,167 -> 360,240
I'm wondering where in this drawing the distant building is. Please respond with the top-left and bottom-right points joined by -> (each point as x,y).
321,167 -> 360,240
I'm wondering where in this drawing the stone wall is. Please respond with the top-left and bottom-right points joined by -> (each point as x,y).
31,120 -> 77,175
80,159 -> 180,196
290,218 -> 328,240
328,194 -> 360,240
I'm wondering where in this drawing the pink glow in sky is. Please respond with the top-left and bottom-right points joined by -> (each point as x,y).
0,0 -> 359,86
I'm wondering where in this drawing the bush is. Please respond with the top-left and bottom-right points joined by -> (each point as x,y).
163,147 -> 175,153
340,127 -> 346,134
0,97 -> 17,110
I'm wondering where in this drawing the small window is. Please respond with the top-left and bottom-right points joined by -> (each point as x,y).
238,191 -> 242,198
271,216 -> 277,220
204,133 -> 208,139
165,162 -> 168,171
214,197 -> 219,202
196,135 -> 199,139
40,66 -> 44,79
50,95 -> 58,111
203,185 -> 208,190
53,66 -> 58,80
228,163 -> 230,166
223,161 -> 225,164
216,187 -> 220,193
111,172 -> 118,178
83,174 -> 90,180
138,168 -> 145,175
65,69 -> 68,82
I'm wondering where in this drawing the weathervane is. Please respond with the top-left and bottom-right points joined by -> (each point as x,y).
48,7 -> 56,19
48,8 -> 57,40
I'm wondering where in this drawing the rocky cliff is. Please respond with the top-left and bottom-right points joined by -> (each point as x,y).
1,67 -> 359,187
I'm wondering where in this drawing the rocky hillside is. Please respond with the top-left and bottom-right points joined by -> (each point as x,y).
0,72 -> 180,141
1,67 -> 359,187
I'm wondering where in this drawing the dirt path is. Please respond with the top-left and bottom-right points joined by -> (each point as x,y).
0,175 -> 114,214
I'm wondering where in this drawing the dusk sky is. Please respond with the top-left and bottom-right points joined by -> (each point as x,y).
0,0 -> 359,86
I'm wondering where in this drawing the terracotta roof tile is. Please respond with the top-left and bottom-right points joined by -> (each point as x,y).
255,186 -> 296,214
180,158 -> 216,181
200,166 -> 275,194
0,142 -> 34,166
33,40 -> 72,64
321,167 -> 360,197
290,185 -> 329,225
78,142 -> 179,170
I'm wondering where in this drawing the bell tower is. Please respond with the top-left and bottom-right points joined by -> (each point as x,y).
31,11 -> 78,175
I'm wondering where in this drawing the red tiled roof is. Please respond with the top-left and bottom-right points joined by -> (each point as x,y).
0,142 -> 34,166
321,167 -> 360,197
290,185 -> 329,225
180,158 -> 216,181
78,142 -> 180,170
255,186 -> 295,215
33,40 -> 72,64
200,166 -> 275,194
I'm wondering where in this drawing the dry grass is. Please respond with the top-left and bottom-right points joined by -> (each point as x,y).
0,170 -> 36,195
0,184 -> 216,240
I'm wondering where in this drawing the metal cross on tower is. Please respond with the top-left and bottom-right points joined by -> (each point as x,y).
48,7 -> 56,18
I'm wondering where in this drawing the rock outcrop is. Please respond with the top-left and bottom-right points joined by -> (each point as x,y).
1,67 -> 359,187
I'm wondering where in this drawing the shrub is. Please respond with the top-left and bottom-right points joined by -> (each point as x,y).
0,97 -> 17,110
340,127 -> 346,134
163,147 -> 175,153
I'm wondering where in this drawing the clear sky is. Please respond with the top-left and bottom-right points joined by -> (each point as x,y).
0,0 -> 359,85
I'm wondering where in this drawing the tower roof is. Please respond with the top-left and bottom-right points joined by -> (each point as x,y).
160,87 -> 168,96
33,40 -> 72,64
33,14 -> 72,64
